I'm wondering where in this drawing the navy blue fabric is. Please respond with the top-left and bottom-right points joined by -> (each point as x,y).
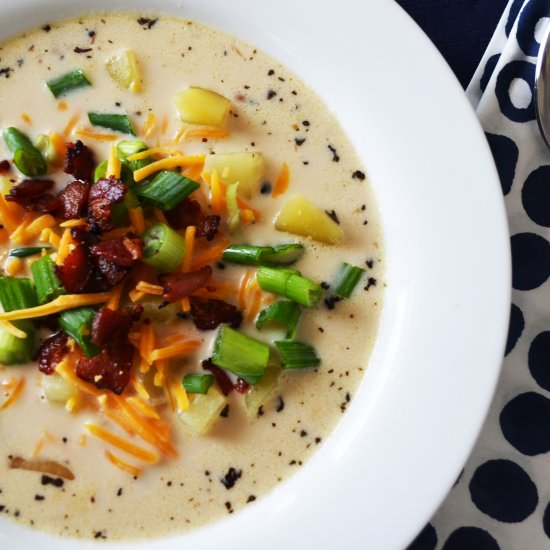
396,0 -> 509,87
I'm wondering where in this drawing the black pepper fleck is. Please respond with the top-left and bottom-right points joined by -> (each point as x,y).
364,277 -> 377,291
74,46 -> 93,54
221,467 -> 242,489
41,475 -> 64,488
260,181 -> 272,195
224,501 -> 233,513
34,494 -> 45,501
352,170 -> 366,181
220,404 -> 230,417
324,296 -> 342,310
246,495 -> 257,503
366,259 -> 374,269
325,209 -> 340,224
328,144 -> 340,162
294,137 -> 306,146
300,430 -> 308,437
275,396 -> 285,412
137,17 -> 158,29
42,24 -> 52,32
267,90 -> 277,100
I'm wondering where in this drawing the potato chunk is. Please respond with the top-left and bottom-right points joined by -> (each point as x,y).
178,386 -> 227,435
275,195 -> 344,244
204,152 -> 264,198
42,374 -> 77,404
106,50 -> 142,92
175,87 -> 231,127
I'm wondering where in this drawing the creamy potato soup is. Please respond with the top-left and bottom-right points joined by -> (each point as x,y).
0,13 -> 383,540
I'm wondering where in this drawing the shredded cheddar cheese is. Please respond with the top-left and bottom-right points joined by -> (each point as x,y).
105,450 -> 142,477
76,127 -> 118,141
149,340 -> 201,362
107,143 -> 121,178
0,377 -> 25,411
133,155 -> 205,182
56,228 -> 75,265
0,320 -> 27,339
129,207 -> 146,236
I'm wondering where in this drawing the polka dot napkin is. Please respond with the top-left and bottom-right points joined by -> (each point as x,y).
407,1 -> 550,549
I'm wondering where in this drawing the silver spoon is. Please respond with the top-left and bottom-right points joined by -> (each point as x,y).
535,21 -> 550,148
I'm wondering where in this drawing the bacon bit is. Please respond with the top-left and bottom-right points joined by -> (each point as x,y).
9,456 -> 75,480
87,177 -> 126,232
160,265 -> 212,302
105,450 -> 142,477
76,343 -> 134,395
56,358 -> 103,397
89,237 -> 141,289
86,424 -> 159,463
35,331 -> 69,375
0,377 -> 25,410
202,359 -> 233,396
189,296 -> 243,331
197,215 -> 220,241
165,198 -> 202,229
0,159 -> 10,173
234,378 -> 250,394
5,178 -> 54,208
64,140 -> 94,182
55,244 -> 91,292
57,180 -> 90,219
63,113 -> 80,138
91,306 -> 142,346
272,162 -> 290,197
149,339 -> 201,362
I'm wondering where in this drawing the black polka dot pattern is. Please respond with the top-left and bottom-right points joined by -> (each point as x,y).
486,132 -> 518,195
528,332 -> 550,390
543,502 -> 550,538
469,460 -> 538,522
505,303 -> 524,355
500,392 -> 550,455
522,166 -> 550,226
511,233 -> 550,290
407,523 -> 437,550
442,527 -> 500,550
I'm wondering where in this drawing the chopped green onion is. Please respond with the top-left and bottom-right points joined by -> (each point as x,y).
275,340 -> 320,369
88,112 -> 136,135
136,170 -> 200,211
212,325 -> 270,384
332,262 -> 366,298
47,69 -> 91,98
182,373 -> 215,394
58,307 -> 100,357
222,243 -> 304,266
3,127 -> 47,177
226,182 -> 240,232
9,246 -> 52,258
0,320 -> 36,365
111,189 -> 139,226
94,160 -> 107,182
257,267 -> 322,308
94,158 -> 134,185
116,139 -> 148,159
34,134 -> 58,163
0,276 -> 37,312
256,300 -> 301,339
30,254 -> 64,304
142,223 -> 186,274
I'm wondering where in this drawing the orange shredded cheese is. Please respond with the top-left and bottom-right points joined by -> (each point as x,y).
190,239 -> 230,270
133,155 -> 205,182
181,225 -> 197,312
140,113 -> 157,138
106,283 -> 124,311
210,170 -> 225,215
149,340 -> 201,362
272,162 -> 290,197
127,396 -> 160,420
127,147 -> 180,161
0,292 -> 112,322
39,228 -> 61,247
153,359 -> 168,387
139,322 -> 155,373
129,207 -> 145,236
238,271 -> 252,311
57,101 -> 68,111
56,228 -> 75,265
152,207 -> 168,224
6,258 -> 24,276
129,289 -> 146,302
63,113 -> 80,138
0,320 -> 28,339
105,450 -> 142,477
59,218 -> 87,228
183,127 -> 230,140
49,132 -> 67,161
0,228 -> 8,244
0,194 -> 25,233
0,377 -> 25,411
101,226 -> 132,239
10,212 -> 34,244
160,114 -> 169,135
21,113 -> 32,125
247,286 -> 263,322
56,359 -> 103,397
65,394 -> 82,414
25,214 -> 56,238
76,127 -> 118,141
135,281 -> 164,295
169,377 -> 190,412
86,423 -> 160,463
107,143 -> 121,178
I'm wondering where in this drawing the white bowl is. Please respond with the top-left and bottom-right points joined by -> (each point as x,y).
0,0 -> 510,548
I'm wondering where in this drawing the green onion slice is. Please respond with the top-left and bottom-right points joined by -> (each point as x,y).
275,340 -> 320,369
0,320 -> 36,365
0,276 -> 38,312
182,373 -> 215,394
136,170 -> 200,211
211,325 -> 270,384
9,246 -> 52,258
47,69 -> 91,98
142,223 -> 186,274
88,112 -> 136,135
116,139 -> 148,159
332,262 -> 366,298
58,307 -> 100,357
3,127 -> 47,177
256,300 -> 301,339
222,243 -> 304,266
257,267 -> 322,308
30,254 -> 64,305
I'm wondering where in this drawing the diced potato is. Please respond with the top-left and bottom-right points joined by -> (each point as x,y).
275,195 -> 344,244
175,87 -> 231,128
42,374 -> 77,404
178,386 -> 227,435
245,362 -> 281,418
106,49 -> 142,92
204,152 -> 264,198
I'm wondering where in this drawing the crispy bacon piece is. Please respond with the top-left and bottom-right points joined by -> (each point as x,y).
87,177 -> 126,232
189,296 -> 243,331
165,198 -> 202,229
5,178 -> 54,207
197,215 -> 221,241
91,305 -> 143,346
88,237 -> 141,289
57,179 -> 90,219
33,193 -> 61,214
234,378 -> 250,394
64,140 -> 95,182
55,244 -> 91,293
35,331 -> 69,375
0,159 -> 11,173
76,343 -> 134,395
202,359 -> 234,396
160,266 -> 212,302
